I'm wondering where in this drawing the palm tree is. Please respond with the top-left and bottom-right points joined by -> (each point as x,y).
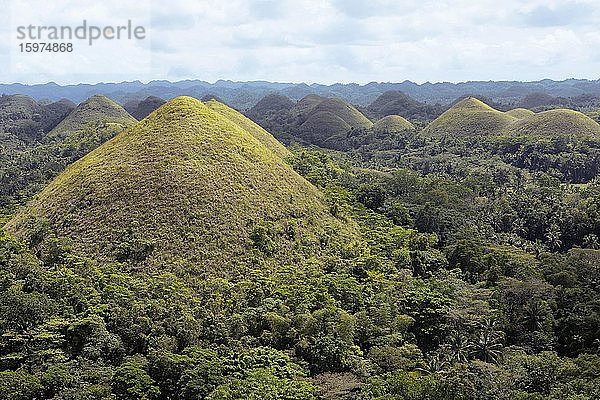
470,319 -> 504,363
417,351 -> 450,375
446,331 -> 472,363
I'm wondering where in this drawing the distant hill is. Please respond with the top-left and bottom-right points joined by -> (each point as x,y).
200,93 -> 224,103
421,97 -> 517,140
5,78 -> 600,111
505,108 -> 535,119
47,94 -> 136,140
503,109 -> 600,140
366,90 -> 442,121
0,94 -> 72,142
124,95 -> 166,120
248,92 -> 295,117
517,92 -> 562,109
296,97 -> 373,147
6,97 -> 355,272
373,115 -> 415,133
246,93 -> 374,149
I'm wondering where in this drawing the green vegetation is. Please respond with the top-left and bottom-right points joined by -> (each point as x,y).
1,91 -> 600,399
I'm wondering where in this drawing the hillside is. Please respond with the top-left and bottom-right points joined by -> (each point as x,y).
373,115 -> 414,133
204,99 -> 290,159
299,111 -> 353,146
6,96 -> 351,273
124,95 -> 166,120
421,97 -> 517,140
292,94 -> 328,120
503,108 -> 600,139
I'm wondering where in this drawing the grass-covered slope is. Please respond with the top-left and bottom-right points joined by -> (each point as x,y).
6,96 -> 351,273
503,109 -> 600,139
505,108 -> 535,119
204,99 -> 290,159
422,97 -> 517,140
47,94 -> 136,140
373,115 -> 414,133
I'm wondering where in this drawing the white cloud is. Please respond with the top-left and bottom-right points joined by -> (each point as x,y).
1,0 -> 600,84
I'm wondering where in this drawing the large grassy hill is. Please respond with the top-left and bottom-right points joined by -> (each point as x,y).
6,96 -> 354,274
421,97 -> 517,140
503,108 -> 600,140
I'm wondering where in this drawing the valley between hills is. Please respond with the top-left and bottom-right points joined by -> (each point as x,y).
0,85 -> 599,399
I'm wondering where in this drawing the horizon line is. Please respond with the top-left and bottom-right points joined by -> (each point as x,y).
2,76 -> 600,87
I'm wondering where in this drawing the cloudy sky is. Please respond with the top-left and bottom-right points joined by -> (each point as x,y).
1,0 -> 600,84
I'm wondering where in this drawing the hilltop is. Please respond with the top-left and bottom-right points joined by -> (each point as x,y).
505,108 -> 535,119
248,92 -> 295,116
6,96 -> 353,273
373,115 -> 415,133
421,97 -> 517,140
204,99 -> 290,159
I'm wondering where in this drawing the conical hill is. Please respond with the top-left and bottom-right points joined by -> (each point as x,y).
6,96 -> 352,274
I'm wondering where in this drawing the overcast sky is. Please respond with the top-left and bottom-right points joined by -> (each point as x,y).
1,0 -> 600,84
